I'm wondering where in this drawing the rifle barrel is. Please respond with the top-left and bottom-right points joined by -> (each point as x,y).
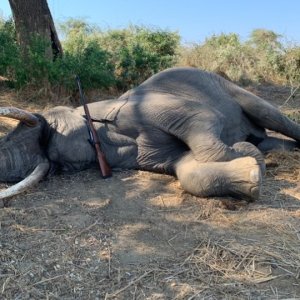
76,76 -> 112,178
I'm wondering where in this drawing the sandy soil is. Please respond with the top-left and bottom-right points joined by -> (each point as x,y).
0,85 -> 300,299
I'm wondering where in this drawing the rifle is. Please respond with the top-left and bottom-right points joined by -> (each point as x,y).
76,75 -> 112,178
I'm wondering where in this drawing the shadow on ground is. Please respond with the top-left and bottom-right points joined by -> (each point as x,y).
1,85 -> 300,299
1,154 -> 300,299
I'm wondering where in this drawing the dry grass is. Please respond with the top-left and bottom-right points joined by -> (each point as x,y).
1,85 -> 300,299
0,153 -> 299,299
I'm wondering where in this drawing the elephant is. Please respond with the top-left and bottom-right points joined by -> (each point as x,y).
1,67 -> 299,205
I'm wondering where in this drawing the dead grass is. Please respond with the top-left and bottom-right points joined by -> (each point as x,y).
0,85 -> 300,299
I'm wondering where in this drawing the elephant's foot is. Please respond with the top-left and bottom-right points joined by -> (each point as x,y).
176,155 -> 262,201
225,157 -> 262,201
232,142 -> 266,175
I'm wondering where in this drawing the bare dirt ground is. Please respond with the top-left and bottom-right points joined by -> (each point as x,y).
0,85 -> 300,299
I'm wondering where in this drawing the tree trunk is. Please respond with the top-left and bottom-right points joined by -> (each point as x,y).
8,0 -> 62,60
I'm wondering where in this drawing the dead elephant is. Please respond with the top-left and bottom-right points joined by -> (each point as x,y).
1,67 -> 299,205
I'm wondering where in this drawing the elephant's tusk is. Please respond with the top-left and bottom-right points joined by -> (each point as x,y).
0,162 -> 50,204
0,107 -> 39,127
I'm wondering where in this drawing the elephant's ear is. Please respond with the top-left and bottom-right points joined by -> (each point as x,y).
76,95 -> 129,123
98,99 -> 129,122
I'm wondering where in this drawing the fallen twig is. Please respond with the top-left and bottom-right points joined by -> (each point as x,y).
70,219 -> 100,241
280,85 -> 300,108
105,270 -> 154,298
29,274 -> 65,287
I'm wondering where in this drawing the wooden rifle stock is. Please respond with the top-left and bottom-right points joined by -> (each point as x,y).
76,75 -> 112,178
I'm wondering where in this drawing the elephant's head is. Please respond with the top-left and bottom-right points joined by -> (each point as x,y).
0,107 -> 50,202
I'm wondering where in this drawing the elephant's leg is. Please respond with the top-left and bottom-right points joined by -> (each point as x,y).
232,142 -> 266,174
253,109 -> 300,142
257,136 -> 299,152
186,132 -> 266,173
175,153 -> 262,201
228,85 -> 300,141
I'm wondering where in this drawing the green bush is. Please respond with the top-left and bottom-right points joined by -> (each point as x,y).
1,16 -> 298,91
0,17 -> 180,91
0,18 -> 21,82
0,18 -> 54,87
0,18 -> 115,90
58,19 -> 115,89
16,36 -> 54,86
62,21 -> 180,89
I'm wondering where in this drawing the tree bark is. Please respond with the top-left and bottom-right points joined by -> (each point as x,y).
8,0 -> 62,60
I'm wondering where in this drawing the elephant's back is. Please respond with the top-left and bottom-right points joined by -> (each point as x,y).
132,67 -> 233,105
134,68 -> 266,146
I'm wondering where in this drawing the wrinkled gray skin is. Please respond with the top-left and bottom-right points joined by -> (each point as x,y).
1,67 -> 300,203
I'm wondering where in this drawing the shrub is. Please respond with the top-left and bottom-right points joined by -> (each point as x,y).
179,33 -> 257,83
58,20 -> 115,89
0,18 -> 180,91
283,47 -> 300,86
179,30 -> 300,86
77,24 -> 181,89
0,17 -> 115,90
0,18 -> 21,82
1,16 -> 298,91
